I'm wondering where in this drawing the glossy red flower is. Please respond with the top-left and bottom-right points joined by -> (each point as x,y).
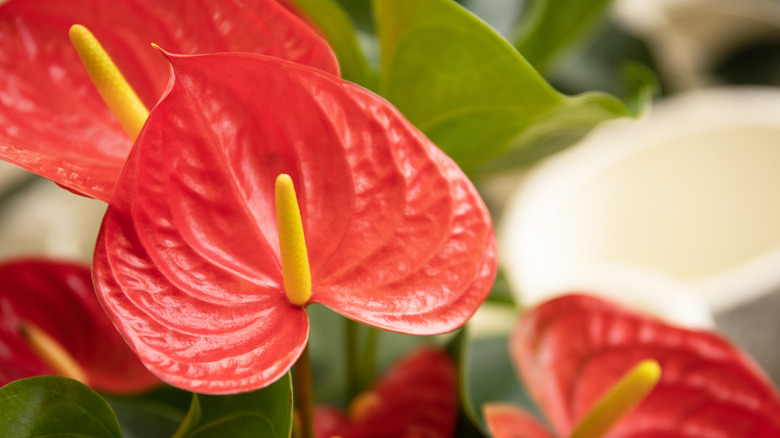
93,51 -> 496,394
314,347 -> 457,438
0,259 -> 159,393
0,0 -> 338,201
485,295 -> 780,437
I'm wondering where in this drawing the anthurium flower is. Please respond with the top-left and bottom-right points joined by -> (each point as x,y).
0,259 -> 159,393
93,51 -> 496,394
0,0 -> 338,202
314,347 -> 457,438
485,294 -> 780,437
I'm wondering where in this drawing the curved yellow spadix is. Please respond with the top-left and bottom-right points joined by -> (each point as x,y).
570,359 -> 661,438
19,320 -> 87,384
275,174 -> 311,306
69,24 -> 149,140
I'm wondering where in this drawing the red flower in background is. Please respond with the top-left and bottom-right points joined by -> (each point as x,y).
485,295 -> 780,437
0,259 -> 158,393
314,348 -> 458,438
0,0 -> 338,201
94,51 -> 496,394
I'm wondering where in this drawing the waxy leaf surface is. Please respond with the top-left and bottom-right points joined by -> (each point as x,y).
0,0 -> 338,201
512,0 -> 612,72
460,330 -> 539,434
285,0 -> 375,88
174,373 -> 292,438
0,259 -> 158,393
94,52 -> 496,394
0,376 -> 122,438
314,347 -> 457,438
496,294 -> 780,438
375,0 -> 629,175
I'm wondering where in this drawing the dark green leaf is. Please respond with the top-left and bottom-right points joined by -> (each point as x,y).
460,329 -> 542,434
513,0 -> 612,72
105,392 -> 187,438
289,0 -> 376,88
374,0 -> 630,176
172,373 -> 292,438
547,21 -> 660,117
621,61 -> 659,117
333,0 -> 376,33
0,376 -> 122,438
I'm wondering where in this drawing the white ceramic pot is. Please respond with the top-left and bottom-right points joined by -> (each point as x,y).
500,87 -> 780,327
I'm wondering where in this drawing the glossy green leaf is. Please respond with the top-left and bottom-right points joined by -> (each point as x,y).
547,21 -> 659,101
513,0 -> 611,72
105,393 -> 187,438
172,373 -> 292,438
460,328 -> 541,434
0,376 -> 122,438
375,0 -> 630,176
289,0 -> 376,88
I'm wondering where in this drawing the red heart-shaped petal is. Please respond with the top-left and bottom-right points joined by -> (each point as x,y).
484,403 -> 555,438
94,51 -> 495,393
512,294 -> 780,438
0,0 -> 338,201
0,259 -> 158,393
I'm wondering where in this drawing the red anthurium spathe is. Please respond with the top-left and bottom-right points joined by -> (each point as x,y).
314,347 -> 458,438
93,51 -> 497,394
0,0 -> 338,201
484,404 -> 554,438
0,259 -> 159,393
485,294 -> 780,437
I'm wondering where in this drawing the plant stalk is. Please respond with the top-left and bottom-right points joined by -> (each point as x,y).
345,317 -> 360,400
294,344 -> 315,438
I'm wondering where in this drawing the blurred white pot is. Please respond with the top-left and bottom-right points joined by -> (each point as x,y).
0,177 -> 106,262
614,0 -> 780,90
500,87 -> 780,327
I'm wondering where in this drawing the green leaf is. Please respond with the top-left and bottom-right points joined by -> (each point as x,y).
289,0 -> 376,88
105,392 -> 187,438
513,0 -> 612,72
333,0 -> 376,34
172,373 -> 292,438
0,376 -> 123,438
460,328 -> 542,434
621,61 -> 659,117
374,0 -> 630,176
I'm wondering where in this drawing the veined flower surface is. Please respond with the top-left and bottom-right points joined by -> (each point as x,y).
93,51 -> 496,394
486,294 -> 780,438
0,0 -> 338,201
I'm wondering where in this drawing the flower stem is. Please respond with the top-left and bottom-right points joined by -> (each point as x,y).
345,317 -> 360,400
294,344 -> 315,438
362,327 -> 378,388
